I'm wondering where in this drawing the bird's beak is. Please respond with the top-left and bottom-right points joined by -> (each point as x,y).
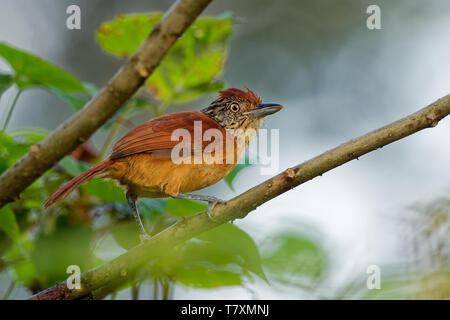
244,103 -> 283,118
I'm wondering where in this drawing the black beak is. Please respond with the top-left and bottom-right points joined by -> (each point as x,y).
245,103 -> 283,118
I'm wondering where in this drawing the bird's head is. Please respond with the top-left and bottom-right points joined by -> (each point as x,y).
201,87 -> 283,131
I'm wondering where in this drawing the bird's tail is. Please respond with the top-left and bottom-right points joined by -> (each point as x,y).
44,159 -> 114,208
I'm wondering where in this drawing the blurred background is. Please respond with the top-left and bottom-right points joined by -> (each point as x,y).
0,0 -> 449,299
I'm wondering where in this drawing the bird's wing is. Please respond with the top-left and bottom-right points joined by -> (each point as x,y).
110,111 -> 228,160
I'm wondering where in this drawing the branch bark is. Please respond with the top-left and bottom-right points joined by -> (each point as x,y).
31,94 -> 450,299
0,0 -> 212,208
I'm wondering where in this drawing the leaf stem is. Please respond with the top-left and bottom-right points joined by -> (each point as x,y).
2,88 -> 22,131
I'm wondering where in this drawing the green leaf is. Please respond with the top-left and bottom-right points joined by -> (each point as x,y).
59,156 -> 91,176
0,72 -> 13,96
261,232 -> 327,285
8,127 -> 49,144
157,223 -> 267,288
46,87 -> 88,111
7,240 -> 37,287
58,157 -> 125,203
81,179 -> 125,203
0,205 -> 20,242
0,42 -> 85,92
225,163 -> 250,191
0,130 -> 42,173
46,82 -> 100,111
110,220 -> 141,250
166,198 -> 207,217
196,223 -> 267,282
30,224 -> 94,286
140,198 -> 167,222
225,153 -> 252,191
96,13 -> 232,103
175,263 -> 242,288
82,82 -> 99,96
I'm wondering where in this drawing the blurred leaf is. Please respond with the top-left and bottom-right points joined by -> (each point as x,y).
59,156 -> 91,176
97,13 -> 232,103
30,224 -> 94,286
0,72 -> 13,96
46,82 -> 100,111
110,220 -> 140,250
176,263 -> 242,288
262,232 -> 327,286
7,240 -> 37,287
111,199 -> 167,250
0,205 -> 20,242
157,223 -> 267,288
0,42 -> 85,92
0,130 -> 39,173
225,163 -> 250,191
81,179 -> 125,203
8,127 -> 49,144
46,87 -> 88,111
82,82 -> 99,96
196,223 -> 267,282
102,96 -> 151,130
140,198 -> 167,222
58,156 -> 125,203
166,198 -> 207,217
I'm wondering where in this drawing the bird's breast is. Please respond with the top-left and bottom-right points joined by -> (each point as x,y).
108,153 -> 237,198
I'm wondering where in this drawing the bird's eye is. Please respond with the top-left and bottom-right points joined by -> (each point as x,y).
230,103 -> 240,112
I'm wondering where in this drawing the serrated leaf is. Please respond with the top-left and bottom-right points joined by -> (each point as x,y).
96,13 -> 232,103
0,42 -> 85,92
0,205 -> 20,242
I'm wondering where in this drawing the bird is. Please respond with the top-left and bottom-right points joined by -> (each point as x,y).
45,87 -> 282,241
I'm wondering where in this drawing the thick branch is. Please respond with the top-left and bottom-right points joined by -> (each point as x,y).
0,0 -> 212,208
31,94 -> 450,299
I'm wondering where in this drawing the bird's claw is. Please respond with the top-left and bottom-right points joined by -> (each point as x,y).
139,233 -> 151,244
206,197 -> 224,221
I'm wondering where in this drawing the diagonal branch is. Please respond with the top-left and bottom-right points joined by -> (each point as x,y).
31,94 -> 450,300
0,0 -> 212,208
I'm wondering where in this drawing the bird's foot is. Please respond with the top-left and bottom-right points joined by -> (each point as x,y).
139,233 -> 151,244
174,193 -> 224,221
205,196 -> 224,221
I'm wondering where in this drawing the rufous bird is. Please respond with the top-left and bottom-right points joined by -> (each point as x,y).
45,87 -> 282,241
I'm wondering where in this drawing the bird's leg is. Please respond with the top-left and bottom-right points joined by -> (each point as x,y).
174,193 -> 224,220
126,191 -> 151,243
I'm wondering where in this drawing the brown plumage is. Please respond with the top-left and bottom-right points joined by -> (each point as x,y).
45,87 -> 282,239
